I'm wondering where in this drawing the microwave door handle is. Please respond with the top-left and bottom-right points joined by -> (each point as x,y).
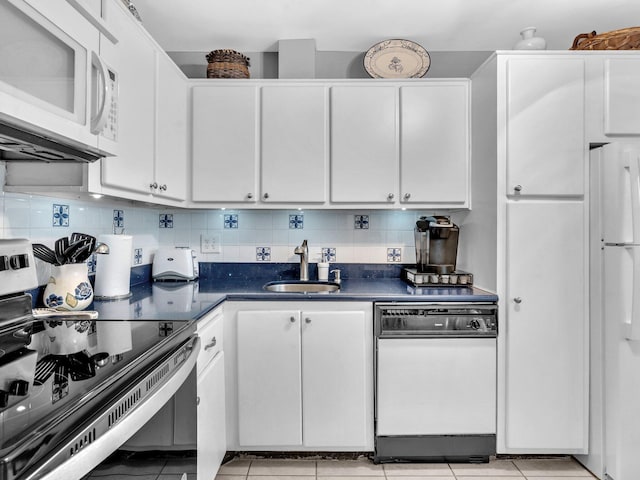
90,51 -> 111,134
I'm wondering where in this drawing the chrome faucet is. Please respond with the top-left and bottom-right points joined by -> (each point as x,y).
294,239 -> 309,281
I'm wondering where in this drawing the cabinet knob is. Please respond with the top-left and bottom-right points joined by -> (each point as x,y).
196,396 -> 200,406
290,316 -> 296,323
263,193 -> 270,200
305,317 -> 311,324
149,182 -> 158,189
403,193 -> 411,200
159,184 -> 167,191
513,297 -> 522,304
204,337 -> 217,350
514,185 -> 523,193
247,193 -> 253,200
387,193 -> 395,201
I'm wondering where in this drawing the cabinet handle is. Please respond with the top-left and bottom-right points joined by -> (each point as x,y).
290,316 -> 296,323
514,185 -> 523,193
513,297 -> 522,304
263,193 -> 270,200
159,184 -> 167,191
149,182 -> 158,189
305,317 -> 311,324
403,193 -> 411,200
387,193 -> 395,201
204,337 -> 217,350
196,396 -> 200,406
247,193 -> 253,199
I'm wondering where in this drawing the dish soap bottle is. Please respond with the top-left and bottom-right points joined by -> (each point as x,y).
514,27 -> 547,50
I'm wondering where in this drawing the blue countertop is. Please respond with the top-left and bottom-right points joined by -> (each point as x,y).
90,277 -> 498,322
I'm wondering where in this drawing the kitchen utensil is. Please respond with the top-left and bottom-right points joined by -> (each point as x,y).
70,242 -> 93,263
32,244 -> 57,264
55,237 -> 70,265
94,242 -> 110,254
34,355 -> 58,385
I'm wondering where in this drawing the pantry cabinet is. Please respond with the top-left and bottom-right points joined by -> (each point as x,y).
225,301 -> 373,451
468,52 -> 589,455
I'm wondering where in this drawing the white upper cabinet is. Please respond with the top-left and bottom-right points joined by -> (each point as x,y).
260,85 -> 328,203
192,84 -> 258,203
330,85 -> 398,204
99,0 -> 156,196
399,83 -> 469,205
604,57 -> 640,135
505,57 -> 585,197
154,54 -> 188,201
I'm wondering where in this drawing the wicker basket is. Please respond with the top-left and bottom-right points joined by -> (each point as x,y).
570,27 -> 640,50
206,49 -> 251,78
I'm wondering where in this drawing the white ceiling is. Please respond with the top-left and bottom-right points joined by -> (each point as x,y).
133,0 -> 638,54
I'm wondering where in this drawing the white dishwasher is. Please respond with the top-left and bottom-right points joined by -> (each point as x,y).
374,303 -> 498,463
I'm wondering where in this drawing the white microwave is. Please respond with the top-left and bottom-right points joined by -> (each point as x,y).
0,0 -> 118,158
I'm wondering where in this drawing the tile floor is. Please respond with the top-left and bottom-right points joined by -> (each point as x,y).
214,457 -> 597,480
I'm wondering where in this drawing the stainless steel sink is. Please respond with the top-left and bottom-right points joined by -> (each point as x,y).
263,281 -> 340,293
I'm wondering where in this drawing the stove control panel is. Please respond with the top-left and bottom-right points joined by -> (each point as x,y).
0,239 -> 38,295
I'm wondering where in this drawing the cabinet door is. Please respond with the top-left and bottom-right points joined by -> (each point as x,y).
330,85 -> 397,203
301,311 -> 369,447
154,54 -> 187,201
261,85 -> 327,203
237,310 -> 302,446
100,1 -> 156,194
192,85 -> 258,203
198,353 -> 226,480
604,58 -> 640,135
506,57 -> 585,196
400,83 -> 469,205
505,201 -> 587,451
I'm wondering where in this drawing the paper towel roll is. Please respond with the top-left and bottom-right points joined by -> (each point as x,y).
94,234 -> 133,299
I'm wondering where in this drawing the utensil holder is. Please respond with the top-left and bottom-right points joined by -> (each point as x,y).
43,263 -> 93,311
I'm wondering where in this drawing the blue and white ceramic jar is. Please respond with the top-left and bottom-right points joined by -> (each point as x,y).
43,263 -> 94,311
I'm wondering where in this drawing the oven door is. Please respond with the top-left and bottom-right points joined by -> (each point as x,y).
3,334 -> 200,480
0,0 -> 115,152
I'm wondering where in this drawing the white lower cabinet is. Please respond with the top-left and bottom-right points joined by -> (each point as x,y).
226,301 -> 373,451
198,352 -> 226,480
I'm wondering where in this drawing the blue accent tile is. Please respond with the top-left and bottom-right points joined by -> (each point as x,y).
134,248 -> 143,265
87,254 -> 97,274
321,247 -> 336,262
387,247 -> 402,262
354,215 -> 369,229
224,214 -> 238,229
256,247 -> 271,262
159,213 -> 173,228
113,209 -> 124,229
289,214 -> 304,229
52,204 -> 69,227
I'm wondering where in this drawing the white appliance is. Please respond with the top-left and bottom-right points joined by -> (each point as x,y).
0,0 -> 118,160
152,247 -> 199,281
578,143 -> 640,480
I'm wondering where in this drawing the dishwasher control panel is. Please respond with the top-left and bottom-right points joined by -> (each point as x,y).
375,303 -> 498,338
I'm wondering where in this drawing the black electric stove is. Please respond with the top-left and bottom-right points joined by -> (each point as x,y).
0,239 -> 198,480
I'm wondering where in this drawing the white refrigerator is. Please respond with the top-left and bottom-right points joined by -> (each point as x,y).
579,143 -> 640,480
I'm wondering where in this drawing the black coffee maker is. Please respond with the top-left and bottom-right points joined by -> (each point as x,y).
414,216 -> 459,274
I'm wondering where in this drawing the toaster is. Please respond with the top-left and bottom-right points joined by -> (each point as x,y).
152,247 -> 199,281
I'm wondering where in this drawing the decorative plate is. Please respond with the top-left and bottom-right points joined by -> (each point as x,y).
364,39 -> 431,79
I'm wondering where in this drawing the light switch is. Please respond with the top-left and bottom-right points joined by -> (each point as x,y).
201,234 -> 221,253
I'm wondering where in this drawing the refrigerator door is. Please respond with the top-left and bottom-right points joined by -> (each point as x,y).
603,244 -> 640,480
602,143 -> 640,245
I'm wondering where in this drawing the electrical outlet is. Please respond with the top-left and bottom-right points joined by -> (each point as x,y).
200,234 -> 221,253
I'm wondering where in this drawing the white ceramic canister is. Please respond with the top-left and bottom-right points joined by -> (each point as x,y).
43,263 -> 93,311
514,27 -> 547,50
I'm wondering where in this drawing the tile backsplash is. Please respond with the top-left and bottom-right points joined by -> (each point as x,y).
0,189 -> 468,267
